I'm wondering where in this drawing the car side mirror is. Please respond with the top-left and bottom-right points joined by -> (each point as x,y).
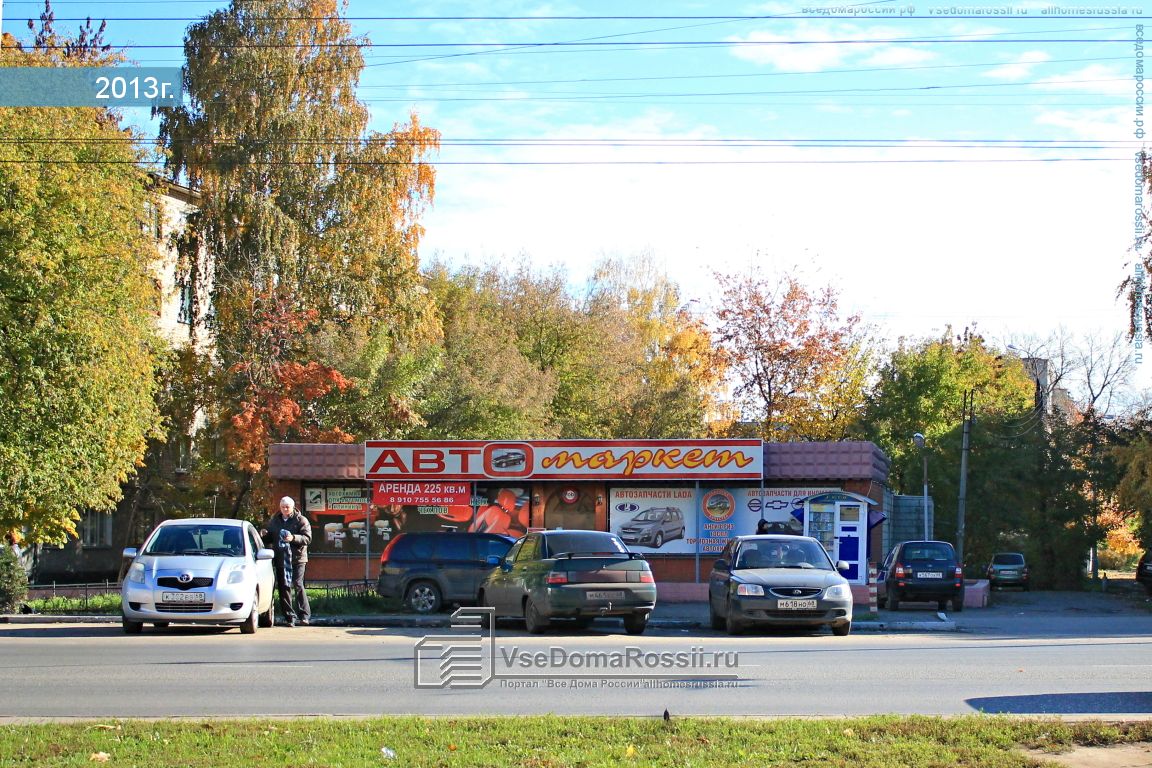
486,555 -> 503,567
836,560 -> 849,572
122,547 -> 137,559
256,548 -> 275,561
713,559 -> 729,572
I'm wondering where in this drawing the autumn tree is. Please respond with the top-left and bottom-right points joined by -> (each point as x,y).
712,270 -> 869,441
0,16 -> 163,542
161,0 -> 440,514
583,254 -> 726,438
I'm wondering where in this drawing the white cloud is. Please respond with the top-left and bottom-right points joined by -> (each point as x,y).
1031,65 -> 1131,95
862,46 -> 936,67
983,51 -> 1052,80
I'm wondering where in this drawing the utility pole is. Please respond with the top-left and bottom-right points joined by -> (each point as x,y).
957,390 -> 973,567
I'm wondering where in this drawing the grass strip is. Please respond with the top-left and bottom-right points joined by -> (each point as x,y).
0,716 -> 1149,767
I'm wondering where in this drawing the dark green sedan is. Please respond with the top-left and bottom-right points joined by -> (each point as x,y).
479,530 -> 657,634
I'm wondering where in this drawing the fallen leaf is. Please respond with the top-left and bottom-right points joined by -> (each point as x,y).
625,745 -> 636,758
380,746 -> 397,759
89,752 -> 110,762
448,744 -> 457,752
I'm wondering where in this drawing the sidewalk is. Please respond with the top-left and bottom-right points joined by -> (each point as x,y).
1,600 -> 959,632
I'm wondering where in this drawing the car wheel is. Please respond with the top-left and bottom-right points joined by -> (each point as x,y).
937,600 -> 948,612
240,601 -> 258,634
877,594 -> 887,609
889,591 -> 900,611
653,532 -> 664,548
623,612 -> 648,635
152,622 -> 169,628
725,602 -> 744,636
122,617 -> 143,634
709,598 -> 725,631
405,581 -> 442,614
951,595 -> 964,613
831,621 -> 851,637
524,598 -> 548,634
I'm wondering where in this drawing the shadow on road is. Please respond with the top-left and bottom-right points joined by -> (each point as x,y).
966,691 -> 1152,715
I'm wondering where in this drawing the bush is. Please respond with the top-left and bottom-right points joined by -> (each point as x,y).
0,547 -> 29,613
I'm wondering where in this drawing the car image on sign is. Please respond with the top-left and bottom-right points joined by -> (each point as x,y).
491,451 -> 526,469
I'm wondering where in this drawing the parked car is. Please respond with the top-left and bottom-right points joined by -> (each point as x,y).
877,540 -> 964,612
121,518 -> 275,634
479,530 -> 656,634
617,506 -> 685,548
1137,551 -> 1152,595
707,534 -> 853,636
376,532 -> 515,613
986,552 -> 1029,590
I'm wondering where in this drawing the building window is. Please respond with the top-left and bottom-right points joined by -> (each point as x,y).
79,510 -> 113,548
142,201 -> 162,240
177,278 -> 193,325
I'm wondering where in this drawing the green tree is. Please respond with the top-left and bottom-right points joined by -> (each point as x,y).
417,264 -> 558,439
0,29 -> 163,542
161,0 -> 440,515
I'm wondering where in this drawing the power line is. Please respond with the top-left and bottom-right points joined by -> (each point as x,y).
0,157 -> 1127,166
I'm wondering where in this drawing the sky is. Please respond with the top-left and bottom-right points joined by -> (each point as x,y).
3,0 -> 1149,389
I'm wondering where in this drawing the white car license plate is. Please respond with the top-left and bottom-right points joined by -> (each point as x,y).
587,590 -> 625,600
161,591 -> 206,604
777,599 -> 817,610
917,572 -> 943,578
1001,570 -> 1018,577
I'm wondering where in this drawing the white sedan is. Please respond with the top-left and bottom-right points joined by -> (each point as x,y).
121,518 -> 276,634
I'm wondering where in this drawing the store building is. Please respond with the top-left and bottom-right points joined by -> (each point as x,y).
267,439 -> 891,588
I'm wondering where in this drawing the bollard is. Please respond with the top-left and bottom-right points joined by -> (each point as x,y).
868,563 -> 878,614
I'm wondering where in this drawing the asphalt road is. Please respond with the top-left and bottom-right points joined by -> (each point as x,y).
3,590 -> 1150,719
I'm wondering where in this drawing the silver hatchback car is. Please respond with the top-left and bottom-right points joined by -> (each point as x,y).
121,518 -> 276,634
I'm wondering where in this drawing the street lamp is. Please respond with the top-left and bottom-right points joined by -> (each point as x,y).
912,432 -> 929,539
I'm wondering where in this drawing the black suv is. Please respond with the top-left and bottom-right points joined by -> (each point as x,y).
377,532 -> 515,613
1138,551 -> 1152,596
877,540 -> 965,612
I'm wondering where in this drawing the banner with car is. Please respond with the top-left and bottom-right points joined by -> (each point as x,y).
611,487 -> 840,554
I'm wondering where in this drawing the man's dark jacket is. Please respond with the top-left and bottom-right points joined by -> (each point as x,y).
262,511 -> 313,565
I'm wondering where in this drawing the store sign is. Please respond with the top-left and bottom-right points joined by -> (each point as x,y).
364,440 -> 764,481
373,482 -> 471,507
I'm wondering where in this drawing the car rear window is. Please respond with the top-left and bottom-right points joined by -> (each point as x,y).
902,544 -> 954,562
992,553 -> 1025,565
545,532 -> 628,557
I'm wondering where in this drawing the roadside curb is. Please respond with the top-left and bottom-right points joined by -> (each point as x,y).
1,614 -> 960,632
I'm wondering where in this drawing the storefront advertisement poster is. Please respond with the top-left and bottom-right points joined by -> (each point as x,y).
608,488 -> 696,553
303,487 -> 326,513
695,487 -> 840,554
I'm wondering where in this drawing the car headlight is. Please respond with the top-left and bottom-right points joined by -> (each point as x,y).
226,564 -> 248,584
736,583 -> 764,596
824,584 -> 851,600
128,562 -> 146,584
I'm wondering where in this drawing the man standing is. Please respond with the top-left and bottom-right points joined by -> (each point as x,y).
261,496 -> 312,627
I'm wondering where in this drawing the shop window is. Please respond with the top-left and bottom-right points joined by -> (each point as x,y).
79,510 -> 113,548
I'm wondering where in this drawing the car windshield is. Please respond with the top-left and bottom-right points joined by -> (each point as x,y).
144,525 -> 244,557
735,539 -> 833,570
632,510 -> 665,522
992,553 -> 1025,565
546,532 -> 628,557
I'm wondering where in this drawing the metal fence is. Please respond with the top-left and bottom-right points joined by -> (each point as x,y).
21,580 -> 377,614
